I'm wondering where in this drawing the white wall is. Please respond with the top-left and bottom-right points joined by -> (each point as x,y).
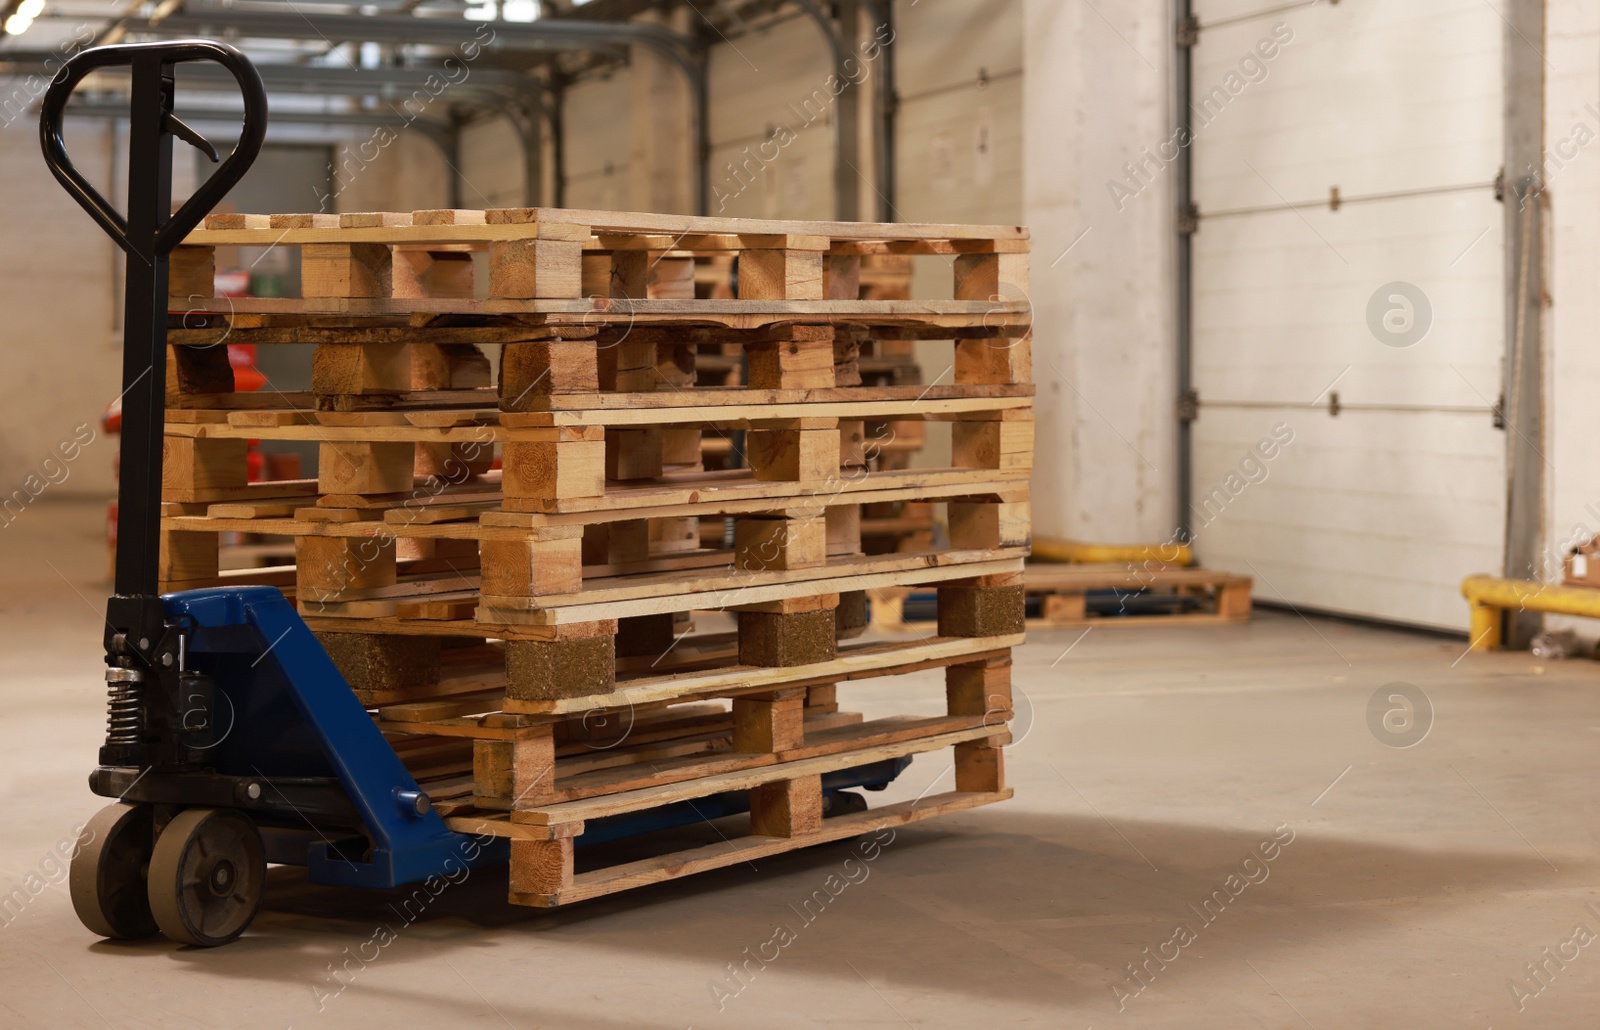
547,0 -> 1173,547
562,71 -> 633,210
1022,0 -> 1177,544
1544,2 -> 1600,614
331,130 -> 452,214
0,119 -> 119,501
459,115 -> 527,208
706,11 -> 835,220
1187,0 -> 1506,631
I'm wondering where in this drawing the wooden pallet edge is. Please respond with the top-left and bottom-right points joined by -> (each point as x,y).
504,633 -> 1024,716
509,723 -> 1004,828
504,788 -> 1013,908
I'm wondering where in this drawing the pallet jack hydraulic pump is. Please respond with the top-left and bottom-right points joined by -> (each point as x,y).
42,41 -> 903,947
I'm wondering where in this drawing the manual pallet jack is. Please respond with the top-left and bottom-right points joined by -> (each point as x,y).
43,40 -> 901,947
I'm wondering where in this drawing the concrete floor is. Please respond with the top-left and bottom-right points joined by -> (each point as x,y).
3,501 -> 1599,1029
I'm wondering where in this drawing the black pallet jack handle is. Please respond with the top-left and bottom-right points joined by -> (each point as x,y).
40,41 -> 266,660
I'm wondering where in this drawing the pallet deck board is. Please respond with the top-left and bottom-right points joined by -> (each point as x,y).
507,789 -> 1013,907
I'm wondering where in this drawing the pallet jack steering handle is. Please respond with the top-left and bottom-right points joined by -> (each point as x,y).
40,41 -> 266,605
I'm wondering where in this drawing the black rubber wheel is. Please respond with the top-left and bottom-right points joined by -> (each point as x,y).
70,803 -> 159,940
825,790 -> 869,817
147,808 -> 265,947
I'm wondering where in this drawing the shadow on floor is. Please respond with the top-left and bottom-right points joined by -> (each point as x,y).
84,806 -> 1578,1019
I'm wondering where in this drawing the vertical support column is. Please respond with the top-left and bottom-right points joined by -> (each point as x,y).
1501,0 -> 1547,649
628,5 -> 696,215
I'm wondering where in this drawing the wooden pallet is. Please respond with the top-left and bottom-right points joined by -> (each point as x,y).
171,208 -> 1031,327
158,205 -> 1032,908
396,651 -> 1014,908
1021,562 -> 1252,626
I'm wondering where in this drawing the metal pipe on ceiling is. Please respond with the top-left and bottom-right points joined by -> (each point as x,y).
1,53 -> 554,205
123,8 -> 711,212
62,98 -> 457,154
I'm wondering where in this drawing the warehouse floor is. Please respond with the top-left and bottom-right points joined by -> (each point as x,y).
2,501 -> 1598,1029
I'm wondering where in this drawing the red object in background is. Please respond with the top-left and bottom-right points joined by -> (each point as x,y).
101,397 -> 121,435
99,344 -> 264,433
230,343 -> 267,393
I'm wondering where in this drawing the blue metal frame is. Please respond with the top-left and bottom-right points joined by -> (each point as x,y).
163,585 -> 909,890
165,586 -> 507,888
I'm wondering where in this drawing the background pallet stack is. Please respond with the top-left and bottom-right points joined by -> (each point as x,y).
158,207 -> 1033,906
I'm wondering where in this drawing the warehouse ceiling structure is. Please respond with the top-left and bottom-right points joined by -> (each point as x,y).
0,0 -> 895,214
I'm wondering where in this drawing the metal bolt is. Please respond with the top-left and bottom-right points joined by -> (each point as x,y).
245,782 -> 262,800
138,637 -> 150,650
161,653 -> 174,667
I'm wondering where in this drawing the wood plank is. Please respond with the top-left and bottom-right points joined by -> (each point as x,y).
166,296 -> 1031,330
480,553 -> 1026,626
505,633 -> 1022,715
161,467 -> 1028,537
500,789 -> 1013,906
546,713 -> 984,803
511,724 -> 1004,827
184,208 -> 1027,247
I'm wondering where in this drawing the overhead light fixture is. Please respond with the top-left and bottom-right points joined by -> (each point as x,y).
3,0 -> 45,36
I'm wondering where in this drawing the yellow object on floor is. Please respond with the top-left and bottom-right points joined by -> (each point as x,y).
1460,575 -> 1600,650
1030,537 -> 1194,567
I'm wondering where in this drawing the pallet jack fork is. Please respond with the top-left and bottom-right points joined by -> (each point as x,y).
42,42 -> 903,946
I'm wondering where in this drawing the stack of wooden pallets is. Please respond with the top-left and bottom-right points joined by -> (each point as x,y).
159,207 -> 1033,906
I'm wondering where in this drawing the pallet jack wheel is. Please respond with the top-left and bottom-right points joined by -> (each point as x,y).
70,803 -> 159,940
147,808 -> 265,947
